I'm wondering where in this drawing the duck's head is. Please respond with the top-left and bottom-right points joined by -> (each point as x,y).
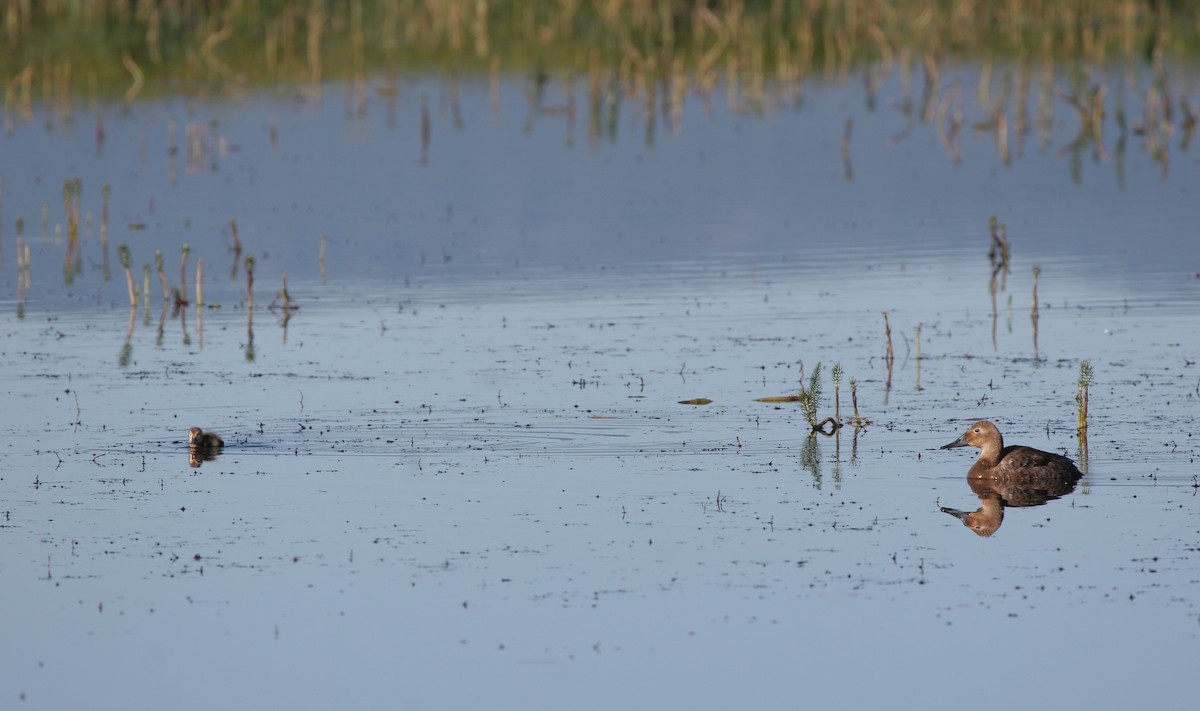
941,419 -> 1003,453
187,426 -> 203,444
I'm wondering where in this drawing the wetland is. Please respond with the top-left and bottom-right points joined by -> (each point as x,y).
1,2 -> 1198,708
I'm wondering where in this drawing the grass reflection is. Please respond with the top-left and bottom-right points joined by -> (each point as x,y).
2,2 -> 1196,172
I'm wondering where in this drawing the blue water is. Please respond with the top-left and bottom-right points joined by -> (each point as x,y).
1,64 -> 1198,709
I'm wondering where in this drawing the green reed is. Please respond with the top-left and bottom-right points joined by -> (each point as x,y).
831,362 -> 843,426
3,1 -> 1198,106
1077,360 -> 1093,436
797,362 -> 823,429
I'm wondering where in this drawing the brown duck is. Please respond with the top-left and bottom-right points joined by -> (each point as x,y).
941,420 -> 1081,479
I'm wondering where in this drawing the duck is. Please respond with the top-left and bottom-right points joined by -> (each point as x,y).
188,426 -> 224,449
940,419 -> 1081,479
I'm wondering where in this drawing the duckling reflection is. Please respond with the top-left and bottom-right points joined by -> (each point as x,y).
188,447 -> 222,468
940,462 -> 1083,537
187,426 -> 224,468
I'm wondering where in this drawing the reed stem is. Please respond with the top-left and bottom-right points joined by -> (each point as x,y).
882,311 -> 894,363
245,254 -> 255,309
1032,265 -> 1041,357
118,243 -> 136,306
1076,360 -> 1093,436
179,243 -> 190,299
831,363 -> 842,426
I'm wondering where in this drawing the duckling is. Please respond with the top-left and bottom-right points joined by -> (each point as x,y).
941,419 -> 1081,479
188,426 -> 224,449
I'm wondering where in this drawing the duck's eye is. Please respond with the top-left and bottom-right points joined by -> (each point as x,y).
973,427 -> 980,433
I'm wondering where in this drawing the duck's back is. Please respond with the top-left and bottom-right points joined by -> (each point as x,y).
992,445 -> 1080,477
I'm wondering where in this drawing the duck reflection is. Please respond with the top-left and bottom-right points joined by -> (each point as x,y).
940,472 -> 1082,536
187,426 -> 224,468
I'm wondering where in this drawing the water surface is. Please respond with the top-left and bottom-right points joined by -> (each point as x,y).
1,66 -> 1198,709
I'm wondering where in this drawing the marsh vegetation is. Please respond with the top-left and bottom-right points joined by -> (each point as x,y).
1,3 -> 1198,710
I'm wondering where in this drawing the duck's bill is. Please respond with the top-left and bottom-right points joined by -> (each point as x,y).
940,434 -> 969,449
939,506 -> 970,521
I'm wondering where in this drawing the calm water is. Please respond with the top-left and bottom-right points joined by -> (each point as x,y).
1,65 -> 1199,709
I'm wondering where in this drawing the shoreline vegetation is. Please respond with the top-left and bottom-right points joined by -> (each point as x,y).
3,1 -> 1197,105
6,2 -> 1197,169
